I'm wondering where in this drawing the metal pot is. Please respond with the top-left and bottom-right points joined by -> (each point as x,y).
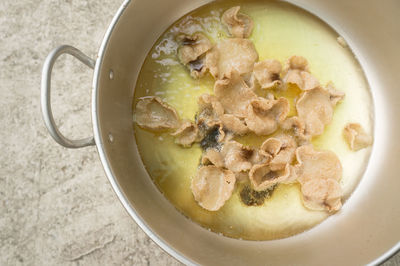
41,0 -> 400,265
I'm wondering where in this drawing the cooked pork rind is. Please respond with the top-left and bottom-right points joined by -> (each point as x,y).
201,148 -> 225,168
326,82 -> 345,105
282,56 -> 320,91
260,135 -> 297,171
245,97 -> 290,135
191,165 -> 236,211
280,116 -> 310,144
221,140 -> 254,172
134,97 -> 180,131
220,114 -> 248,135
249,163 -> 290,191
221,6 -> 254,38
343,123 -> 372,151
214,70 -> 257,117
296,86 -> 344,137
177,33 -> 213,78
197,94 -> 224,127
292,145 -> 343,211
294,145 -> 342,185
205,38 -> 258,79
253,59 -> 282,89
301,178 -> 342,212
171,120 -> 199,147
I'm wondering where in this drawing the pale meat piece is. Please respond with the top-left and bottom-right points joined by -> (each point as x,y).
249,163 -> 291,191
245,97 -> 290,135
326,82 -> 345,105
134,96 -> 180,131
214,70 -> 257,117
253,59 -> 282,89
220,114 -> 248,135
343,123 -> 372,151
221,140 -> 253,172
280,116 -> 310,144
296,86 -> 344,137
221,6 -> 254,38
201,148 -> 225,168
294,145 -> 342,185
301,178 -> 342,212
171,120 -> 199,147
260,135 -> 297,171
205,38 -> 258,79
197,94 -> 224,128
177,33 -> 213,78
282,55 -> 320,91
191,165 -> 236,211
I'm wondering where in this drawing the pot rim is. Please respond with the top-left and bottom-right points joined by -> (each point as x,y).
90,0 -> 400,265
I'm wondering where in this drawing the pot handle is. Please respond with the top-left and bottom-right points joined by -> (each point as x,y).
41,45 -> 96,148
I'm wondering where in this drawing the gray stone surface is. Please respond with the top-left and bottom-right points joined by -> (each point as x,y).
0,0 -> 398,265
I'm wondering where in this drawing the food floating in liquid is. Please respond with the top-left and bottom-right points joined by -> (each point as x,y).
133,1 -> 374,240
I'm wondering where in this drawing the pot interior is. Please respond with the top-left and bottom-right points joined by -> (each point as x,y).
93,0 -> 400,265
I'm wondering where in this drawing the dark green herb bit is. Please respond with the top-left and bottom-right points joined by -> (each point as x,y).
240,185 -> 275,206
200,125 -> 221,150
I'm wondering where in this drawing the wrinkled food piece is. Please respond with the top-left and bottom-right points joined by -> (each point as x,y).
196,94 -> 224,128
220,114 -> 248,135
245,97 -> 290,135
280,116 -> 310,144
301,178 -> 342,212
249,163 -> 291,191
294,145 -> 342,185
134,96 -> 180,131
177,33 -> 213,78
214,70 -> 257,117
260,135 -> 297,171
221,6 -> 254,38
191,166 -> 236,211
296,86 -> 344,137
205,38 -> 258,79
253,59 -> 282,89
282,56 -> 320,91
343,123 -> 372,151
171,120 -> 199,147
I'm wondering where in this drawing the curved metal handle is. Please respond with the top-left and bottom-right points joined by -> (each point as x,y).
41,45 -> 96,148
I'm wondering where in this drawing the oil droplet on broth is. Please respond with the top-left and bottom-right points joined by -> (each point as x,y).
133,0 -> 373,240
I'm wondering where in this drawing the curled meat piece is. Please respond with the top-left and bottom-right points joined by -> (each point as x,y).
220,114 -> 248,135
249,163 -> 290,191
296,86 -> 344,137
221,140 -> 254,172
260,135 -> 297,171
280,116 -> 310,144
282,56 -> 320,91
197,94 -> 224,127
293,145 -> 343,212
253,59 -> 282,89
201,148 -> 224,168
205,38 -> 258,79
214,70 -> 257,117
177,33 -> 213,78
221,6 -> 254,38
294,145 -> 342,184
343,123 -> 372,151
301,178 -> 342,212
171,120 -> 199,147
134,96 -> 180,131
191,165 -> 236,211
326,82 -> 345,105
245,97 -> 290,135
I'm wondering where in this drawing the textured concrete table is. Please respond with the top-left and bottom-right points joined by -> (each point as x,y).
0,0 -> 398,265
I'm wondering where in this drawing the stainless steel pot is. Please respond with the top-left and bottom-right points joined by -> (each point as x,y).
41,0 -> 400,265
